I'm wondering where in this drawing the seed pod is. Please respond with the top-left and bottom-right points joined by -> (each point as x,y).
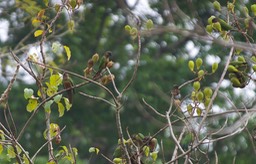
188,60 -> 195,72
106,61 -> 114,68
87,59 -> 94,68
92,53 -> 99,63
193,81 -> 200,91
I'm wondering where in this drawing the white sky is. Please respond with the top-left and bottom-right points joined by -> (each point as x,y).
0,20 -> 9,42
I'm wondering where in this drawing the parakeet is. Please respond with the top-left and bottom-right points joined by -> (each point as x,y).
93,51 -> 112,79
62,72 -> 74,104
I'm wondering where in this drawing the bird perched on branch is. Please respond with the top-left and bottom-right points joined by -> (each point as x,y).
93,51 -> 112,79
62,72 -> 74,104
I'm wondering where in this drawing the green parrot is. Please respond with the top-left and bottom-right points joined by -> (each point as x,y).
93,51 -> 112,79
62,72 -> 74,104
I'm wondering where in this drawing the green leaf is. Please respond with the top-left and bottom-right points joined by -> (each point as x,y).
0,130 -> 5,140
113,158 -> 122,164
58,102 -> 65,117
0,144 -> 3,155
124,25 -> 131,32
243,6 -> 249,17
24,88 -> 34,99
46,85 -> 58,97
207,16 -> 216,25
23,154 -> 30,164
196,107 -> 202,116
187,104 -> 193,114
64,97 -> 72,111
68,20 -> 75,31
143,146 -> 150,157
151,152 -> 158,161
34,30 -> 43,37
89,147 -> 100,155
44,100 -> 53,113
70,0 -> 76,9
50,123 -> 60,138
61,146 -> 69,155
212,22 -> 221,32
251,4 -> 256,16
64,45 -> 71,60
146,19 -> 153,29
43,0 -> 49,6
228,65 -> 239,73
7,145 -> 15,158
52,41 -> 62,53
206,25 -> 213,33
213,1 -> 221,11
252,65 -> 256,72
55,4 -> 61,12
50,74 -> 62,86
72,147 -> 78,156
26,98 -> 38,112
54,94 -> 62,103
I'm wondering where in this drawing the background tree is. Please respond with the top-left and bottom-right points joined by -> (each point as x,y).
1,0 -> 256,163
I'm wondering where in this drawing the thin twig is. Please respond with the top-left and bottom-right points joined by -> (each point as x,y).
142,98 -> 165,118
79,92 -> 116,107
31,126 -> 66,161
106,67 -> 121,95
121,25 -> 142,95
0,65 -> 20,103
198,46 -> 234,133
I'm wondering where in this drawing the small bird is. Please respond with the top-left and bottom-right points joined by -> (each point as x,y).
62,72 -> 74,104
93,51 -> 112,79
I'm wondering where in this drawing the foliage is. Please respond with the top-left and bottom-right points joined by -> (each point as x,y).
1,0 -> 256,163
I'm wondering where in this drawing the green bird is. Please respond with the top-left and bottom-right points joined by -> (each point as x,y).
62,72 -> 74,104
93,51 -> 112,79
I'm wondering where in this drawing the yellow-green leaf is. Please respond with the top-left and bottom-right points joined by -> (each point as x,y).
146,19 -> 153,29
23,154 -> 30,164
64,97 -> 72,111
143,146 -> 150,157
44,100 -> 53,113
188,60 -> 195,72
54,95 -> 62,103
50,74 -> 62,86
24,88 -> 34,99
7,145 -> 15,158
68,20 -> 75,31
34,30 -> 43,37
113,158 -> 122,164
64,45 -> 71,60
55,4 -> 61,12
58,102 -> 65,117
193,81 -> 200,91
251,4 -> 256,16
213,1 -> 221,11
196,107 -> 202,116
0,144 -> 3,155
89,147 -> 100,155
26,98 -> 38,112
32,19 -> 41,27
212,62 -> 218,73
151,151 -> 158,161
46,86 -> 58,97
125,25 -> 131,32
50,123 -> 60,137
196,58 -> 203,70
